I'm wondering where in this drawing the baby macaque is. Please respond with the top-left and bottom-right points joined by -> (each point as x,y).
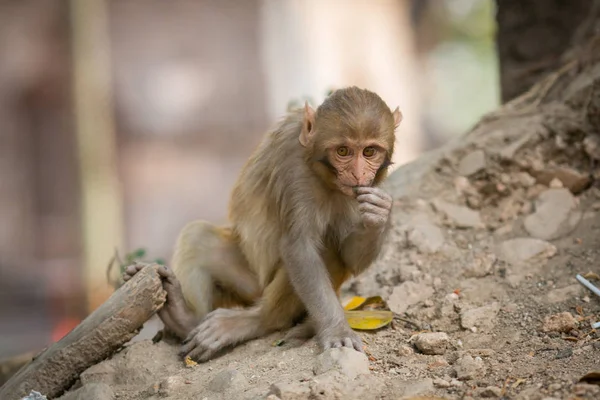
124,86 -> 402,362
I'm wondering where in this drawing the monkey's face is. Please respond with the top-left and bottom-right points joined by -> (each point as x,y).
318,141 -> 391,197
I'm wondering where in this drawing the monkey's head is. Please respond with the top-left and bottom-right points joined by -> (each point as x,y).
299,86 -> 402,197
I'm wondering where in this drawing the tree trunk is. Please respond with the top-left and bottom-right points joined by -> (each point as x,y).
0,265 -> 166,400
495,0 -> 593,103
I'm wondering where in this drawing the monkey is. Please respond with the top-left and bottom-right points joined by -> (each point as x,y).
124,86 -> 402,362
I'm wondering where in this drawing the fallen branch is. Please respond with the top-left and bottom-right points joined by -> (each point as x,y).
0,264 -> 166,400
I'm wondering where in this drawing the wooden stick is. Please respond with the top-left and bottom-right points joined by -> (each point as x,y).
0,264 -> 166,400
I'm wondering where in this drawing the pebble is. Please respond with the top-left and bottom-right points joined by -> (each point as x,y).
532,166 -> 591,194
388,281 -> 434,315
397,344 -> 415,356
458,150 -> 486,176
494,238 -> 556,266
463,252 -> 497,278
555,348 -> 573,359
479,386 -> 503,397
524,188 -> 578,240
208,369 -> 248,392
431,199 -> 483,229
542,312 -> 577,333
454,354 -> 485,381
313,347 -> 370,379
268,381 -> 310,399
460,303 -> 500,332
433,378 -> 450,388
414,332 -> 450,355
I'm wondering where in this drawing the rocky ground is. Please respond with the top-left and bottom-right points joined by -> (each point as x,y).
53,69 -> 600,400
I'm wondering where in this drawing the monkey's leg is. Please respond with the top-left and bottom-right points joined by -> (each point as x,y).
180,267 -> 305,362
124,221 -> 261,339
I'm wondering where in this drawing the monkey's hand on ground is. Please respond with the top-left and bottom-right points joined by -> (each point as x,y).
355,187 -> 392,230
123,264 -> 198,339
317,320 -> 364,353
179,308 -> 264,362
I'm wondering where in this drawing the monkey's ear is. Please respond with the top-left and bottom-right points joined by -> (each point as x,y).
392,107 -> 403,128
299,102 -> 316,147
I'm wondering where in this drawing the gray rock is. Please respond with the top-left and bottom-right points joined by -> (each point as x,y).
313,348 -> 370,380
388,281 -> 435,315
79,362 -> 116,385
524,188 -> 578,240
458,150 -> 486,176
414,332 -> 450,355
454,355 -> 485,381
405,214 -> 445,254
56,383 -> 114,400
432,199 -> 483,229
546,284 -> 584,303
433,378 -> 451,388
208,369 -> 248,392
460,303 -> 500,332
495,238 -> 556,266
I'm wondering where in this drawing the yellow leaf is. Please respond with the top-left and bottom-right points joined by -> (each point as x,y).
345,310 -> 393,330
343,295 -> 387,311
184,356 -> 197,368
344,296 -> 367,310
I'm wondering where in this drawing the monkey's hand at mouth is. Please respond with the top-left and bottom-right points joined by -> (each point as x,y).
355,186 -> 393,230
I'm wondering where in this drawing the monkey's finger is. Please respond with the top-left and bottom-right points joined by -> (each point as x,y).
355,187 -> 392,201
179,339 -> 199,357
353,340 -> 364,353
342,337 -> 354,348
122,273 -> 131,281
358,202 -> 388,216
125,265 -> 139,275
361,212 -> 387,228
357,193 -> 391,209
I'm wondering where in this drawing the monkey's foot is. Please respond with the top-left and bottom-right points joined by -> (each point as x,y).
123,263 -> 198,338
179,308 -> 265,362
317,322 -> 364,353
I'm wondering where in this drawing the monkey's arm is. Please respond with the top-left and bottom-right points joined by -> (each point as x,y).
281,232 -> 363,351
341,187 -> 392,274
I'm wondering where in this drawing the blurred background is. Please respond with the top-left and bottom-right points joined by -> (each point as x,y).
0,0 -> 499,362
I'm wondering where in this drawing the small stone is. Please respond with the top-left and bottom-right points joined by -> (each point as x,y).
532,166 -> 591,194
397,345 -> 414,356
480,386 -> 503,397
414,332 -> 450,355
266,395 -> 282,400
313,347 -> 370,379
454,354 -> 485,381
542,312 -> 577,333
549,178 -> 563,188
548,383 -> 562,392
458,150 -> 486,176
433,378 -> 450,388
555,348 -> 573,359
432,199 -> 483,229
494,238 -> 556,266
583,296 -> 590,303
388,281 -> 434,315
268,381 -> 311,399
159,376 -> 186,396
450,378 -> 463,387
208,369 -> 248,392
463,252 -> 496,278
524,188 -> 578,240
460,303 -> 500,332
56,383 -> 114,400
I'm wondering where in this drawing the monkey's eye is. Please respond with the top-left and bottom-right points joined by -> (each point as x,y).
363,147 -> 376,157
336,146 -> 350,157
